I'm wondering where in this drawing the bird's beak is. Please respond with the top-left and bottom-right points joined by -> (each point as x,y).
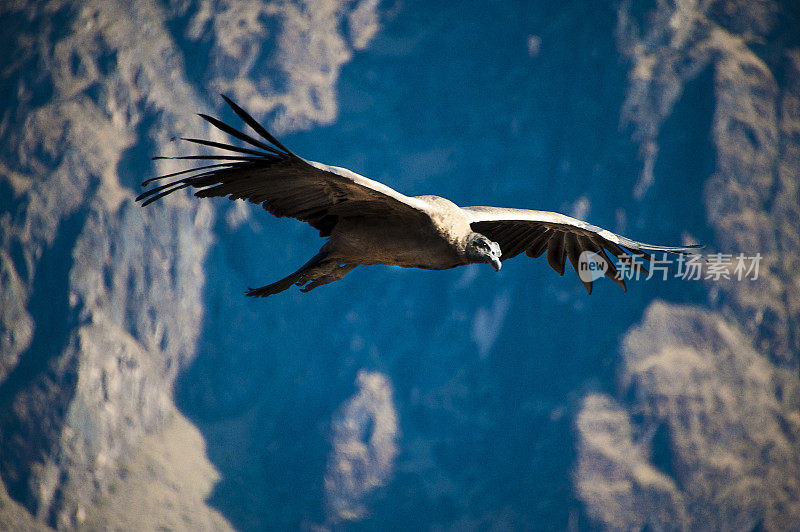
490,256 -> 502,271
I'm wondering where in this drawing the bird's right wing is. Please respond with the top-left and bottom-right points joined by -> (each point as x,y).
136,95 -> 430,236
464,206 -> 702,293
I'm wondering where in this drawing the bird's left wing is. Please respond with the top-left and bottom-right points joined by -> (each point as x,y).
463,206 -> 702,293
136,95 -> 430,235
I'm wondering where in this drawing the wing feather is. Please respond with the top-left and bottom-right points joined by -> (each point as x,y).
564,234 -> 582,277
142,162 -> 238,186
568,235 -> 594,294
220,94 -> 293,154
546,232 -> 567,276
137,95 -> 429,235
504,227 -> 539,258
525,229 -> 553,258
464,205 -> 701,291
584,235 -> 627,291
179,137 -> 269,157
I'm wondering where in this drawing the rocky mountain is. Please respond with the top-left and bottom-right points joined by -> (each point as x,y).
575,1 -> 800,529
0,0 -> 797,530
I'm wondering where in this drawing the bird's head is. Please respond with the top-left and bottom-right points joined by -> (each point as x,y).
465,233 -> 502,271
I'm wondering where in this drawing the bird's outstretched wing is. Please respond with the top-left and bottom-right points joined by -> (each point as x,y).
137,95 -> 429,235
464,206 -> 702,294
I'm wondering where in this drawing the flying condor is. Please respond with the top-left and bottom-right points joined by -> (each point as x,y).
137,95 -> 701,297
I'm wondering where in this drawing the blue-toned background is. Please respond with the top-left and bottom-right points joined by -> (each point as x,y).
1,1 -> 798,530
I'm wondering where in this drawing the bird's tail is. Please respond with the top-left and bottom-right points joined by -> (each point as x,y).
246,249 -> 330,297
247,248 -> 357,297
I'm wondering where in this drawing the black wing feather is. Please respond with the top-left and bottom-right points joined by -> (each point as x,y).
546,232 -> 567,276
526,229 -> 553,258
220,94 -> 294,155
472,217 -> 700,292
180,137 -> 269,157
142,163 -> 238,186
197,112 -> 285,156
138,95 -> 426,237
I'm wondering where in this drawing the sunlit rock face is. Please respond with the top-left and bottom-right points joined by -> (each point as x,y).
575,0 -> 800,529
0,1 -> 215,525
324,370 -> 399,524
576,303 -> 800,530
617,0 -> 800,366
0,0 -> 380,528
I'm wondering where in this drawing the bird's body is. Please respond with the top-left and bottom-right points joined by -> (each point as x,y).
329,205 -> 465,270
137,96 -> 701,296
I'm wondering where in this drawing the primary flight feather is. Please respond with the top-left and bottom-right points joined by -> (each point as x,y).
137,95 -> 701,297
